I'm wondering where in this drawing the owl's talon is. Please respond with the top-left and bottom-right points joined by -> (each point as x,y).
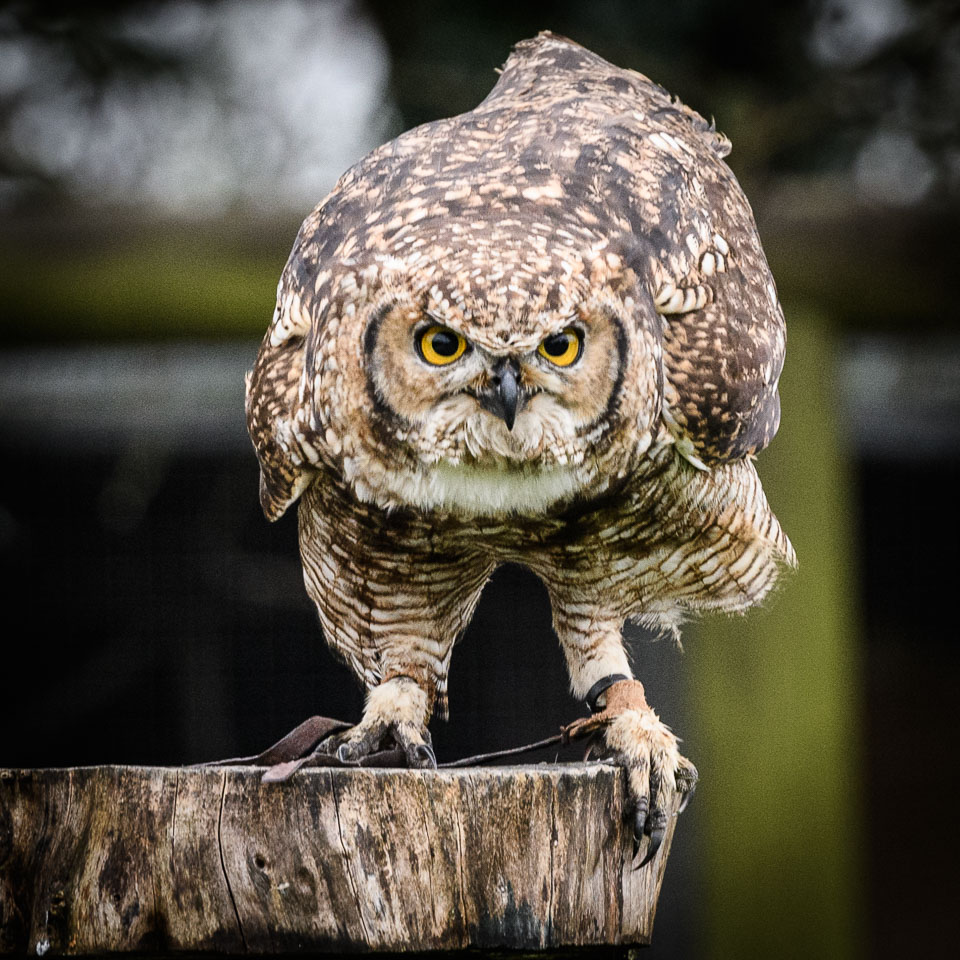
632,801 -> 648,857
638,777 -> 669,867
572,678 -> 694,868
638,819 -> 666,868
409,742 -> 437,770
322,716 -> 434,769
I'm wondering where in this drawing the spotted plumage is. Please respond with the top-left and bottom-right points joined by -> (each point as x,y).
246,32 -> 795,861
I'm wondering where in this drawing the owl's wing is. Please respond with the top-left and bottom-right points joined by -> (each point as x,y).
656,229 -> 785,468
636,120 -> 786,469
245,266 -> 319,521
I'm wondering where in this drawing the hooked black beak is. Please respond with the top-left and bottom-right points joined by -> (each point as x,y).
478,359 -> 525,431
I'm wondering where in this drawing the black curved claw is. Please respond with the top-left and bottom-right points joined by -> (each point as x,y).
634,767 -> 668,868
336,724 -> 384,763
631,796 -> 650,858
638,807 -> 668,867
638,820 -> 666,868
409,742 -> 437,770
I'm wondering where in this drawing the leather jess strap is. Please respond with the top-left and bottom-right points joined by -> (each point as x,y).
584,674 -> 630,714
204,710 -> 609,782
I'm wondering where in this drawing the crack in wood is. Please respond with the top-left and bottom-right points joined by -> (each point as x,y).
452,793 -> 470,944
329,771 -> 372,945
412,774 -> 440,936
170,769 -> 179,864
547,780 -> 556,949
216,772 -> 246,951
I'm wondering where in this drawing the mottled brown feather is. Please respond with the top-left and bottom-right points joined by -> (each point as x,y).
245,32 -> 796,734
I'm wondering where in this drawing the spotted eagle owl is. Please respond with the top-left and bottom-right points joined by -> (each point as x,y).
246,32 -> 795,863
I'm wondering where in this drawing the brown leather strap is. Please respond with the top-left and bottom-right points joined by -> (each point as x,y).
205,715 -> 408,782
561,679 -> 649,742
203,716 -> 351,768
205,711 -> 605,783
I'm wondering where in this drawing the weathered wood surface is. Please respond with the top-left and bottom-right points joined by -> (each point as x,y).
0,764 -> 681,955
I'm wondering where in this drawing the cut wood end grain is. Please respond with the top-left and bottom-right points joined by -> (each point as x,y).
0,764 -> 682,955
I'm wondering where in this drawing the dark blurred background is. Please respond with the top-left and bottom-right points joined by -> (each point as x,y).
1,1 -> 958,958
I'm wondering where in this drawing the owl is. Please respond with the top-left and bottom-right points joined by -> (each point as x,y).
246,32 -> 795,865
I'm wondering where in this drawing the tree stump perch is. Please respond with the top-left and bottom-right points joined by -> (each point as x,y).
0,764 -> 681,955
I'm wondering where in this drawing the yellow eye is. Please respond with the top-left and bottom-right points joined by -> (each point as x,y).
417,325 -> 468,365
537,327 -> 582,367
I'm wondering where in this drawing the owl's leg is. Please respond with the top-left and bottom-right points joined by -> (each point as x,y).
552,615 -> 697,866
299,478 -> 497,769
322,674 -> 437,769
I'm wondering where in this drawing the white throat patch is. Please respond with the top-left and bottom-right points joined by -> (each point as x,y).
414,460 -> 584,515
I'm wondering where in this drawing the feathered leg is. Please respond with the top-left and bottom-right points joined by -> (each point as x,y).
298,481 -> 495,768
548,600 -> 697,866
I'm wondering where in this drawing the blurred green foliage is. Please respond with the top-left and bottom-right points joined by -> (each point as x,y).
0,233 -> 284,342
689,309 -> 864,958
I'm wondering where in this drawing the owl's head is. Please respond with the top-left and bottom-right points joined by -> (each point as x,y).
332,251 -> 661,514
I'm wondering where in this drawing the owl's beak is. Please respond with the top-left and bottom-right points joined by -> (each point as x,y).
478,358 -> 525,431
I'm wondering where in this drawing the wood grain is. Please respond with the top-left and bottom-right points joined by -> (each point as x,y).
0,764 -> 680,954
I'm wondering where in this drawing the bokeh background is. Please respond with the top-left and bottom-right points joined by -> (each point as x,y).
1,2 -> 958,958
